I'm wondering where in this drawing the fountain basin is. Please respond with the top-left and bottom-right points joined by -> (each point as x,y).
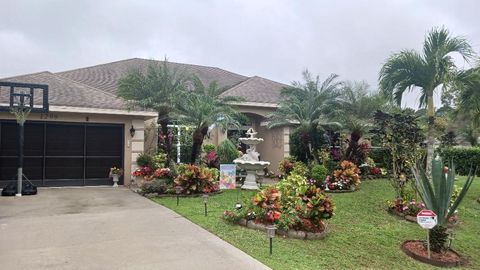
239,137 -> 264,146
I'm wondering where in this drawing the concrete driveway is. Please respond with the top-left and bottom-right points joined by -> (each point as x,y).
0,187 -> 270,270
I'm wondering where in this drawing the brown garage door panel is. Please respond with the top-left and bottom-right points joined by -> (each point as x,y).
0,121 -> 124,187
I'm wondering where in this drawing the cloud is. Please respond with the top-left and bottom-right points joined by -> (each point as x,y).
0,0 -> 478,108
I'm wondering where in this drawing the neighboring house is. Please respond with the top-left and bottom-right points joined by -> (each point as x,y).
0,58 -> 290,187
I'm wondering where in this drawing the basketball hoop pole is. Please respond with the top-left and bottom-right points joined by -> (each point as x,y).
14,94 -> 28,197
16,119 -> 25,197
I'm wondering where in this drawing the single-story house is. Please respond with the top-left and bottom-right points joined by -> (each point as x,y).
0,58 -> 290,187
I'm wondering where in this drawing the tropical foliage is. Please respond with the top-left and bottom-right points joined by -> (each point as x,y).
379,26 -> 476,176
118,60 -> 186,162
174,164 -> 220,194
174,81 -> 242,164
268,70 -> 342,163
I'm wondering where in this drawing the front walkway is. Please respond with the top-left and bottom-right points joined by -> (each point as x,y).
0,187 -> 269,270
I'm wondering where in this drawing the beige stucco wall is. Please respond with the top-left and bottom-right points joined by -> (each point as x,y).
0,110 -> 154,186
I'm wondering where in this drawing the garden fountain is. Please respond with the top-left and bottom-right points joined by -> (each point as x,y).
233,128 -> 270,190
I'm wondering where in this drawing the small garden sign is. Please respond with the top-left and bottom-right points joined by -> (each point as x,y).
417,209 -> 437,259
416,210 -> 437,229
219,164 -> 236,189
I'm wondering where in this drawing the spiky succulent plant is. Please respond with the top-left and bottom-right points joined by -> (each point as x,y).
412,158 -> 475,251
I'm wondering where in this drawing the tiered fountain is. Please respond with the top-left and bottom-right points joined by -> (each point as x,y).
233,128 -> 270,190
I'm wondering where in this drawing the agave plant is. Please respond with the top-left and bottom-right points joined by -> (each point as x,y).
412,158 -> 475,252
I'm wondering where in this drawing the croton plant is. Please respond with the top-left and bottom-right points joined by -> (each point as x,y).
174,164 -> 219,194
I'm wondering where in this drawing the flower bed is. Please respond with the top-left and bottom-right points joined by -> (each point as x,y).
223,171 -> 335,238
233,218 -> 328,240
401,240 -> 466,267
388,208 -> 459,226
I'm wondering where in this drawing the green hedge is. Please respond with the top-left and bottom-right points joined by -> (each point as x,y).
369,147 -> 392,169
441,147 -> 480,176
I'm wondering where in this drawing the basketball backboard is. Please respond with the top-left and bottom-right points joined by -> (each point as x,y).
0,81 -> 49,113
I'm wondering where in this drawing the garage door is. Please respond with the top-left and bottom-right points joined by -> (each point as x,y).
0,120 -> 123,187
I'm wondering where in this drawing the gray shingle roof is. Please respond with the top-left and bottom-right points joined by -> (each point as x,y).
220,76 -> 287,104
1,58 -> 286,111
56,58 -> 249,95
0,72 -> 127,110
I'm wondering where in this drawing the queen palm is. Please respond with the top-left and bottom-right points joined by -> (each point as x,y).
379,27 -> 475,175
174,81 -> 242,164
267,70 -> 343,163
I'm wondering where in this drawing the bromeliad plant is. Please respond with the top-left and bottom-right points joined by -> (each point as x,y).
412,158 -> 475,252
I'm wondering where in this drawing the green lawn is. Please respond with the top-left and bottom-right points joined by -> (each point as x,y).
153,178 -> 480,270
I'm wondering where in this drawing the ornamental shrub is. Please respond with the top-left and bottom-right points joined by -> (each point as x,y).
440,147 -> 480,176
136,152 -> 154,167
327,160 -> 361,190
217,139 -> 240,164
202,143 -> 216,154
139,178 -> 169,195
174,164 -> 220,194
311,164 -> 328,186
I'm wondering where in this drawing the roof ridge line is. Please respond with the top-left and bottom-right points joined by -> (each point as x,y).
137,58 -> 249,78
0,71 -> 52,81
55,58 -> 141,75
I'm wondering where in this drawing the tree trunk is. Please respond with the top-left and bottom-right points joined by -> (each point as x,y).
426,94 -> 435,178
190,126 -> 209,164
158,112 -> 173,166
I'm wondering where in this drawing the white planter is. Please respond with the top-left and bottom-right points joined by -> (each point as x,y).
112,175 -> 120,187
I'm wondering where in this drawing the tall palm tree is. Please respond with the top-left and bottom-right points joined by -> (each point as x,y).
174,81 -> 242,164
379,27 -> 475,175
118,60 -> 186,162
267,70 -> 343,163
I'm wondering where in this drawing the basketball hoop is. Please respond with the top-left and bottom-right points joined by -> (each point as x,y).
10,92 -> 32,125
0,82 -> 48,197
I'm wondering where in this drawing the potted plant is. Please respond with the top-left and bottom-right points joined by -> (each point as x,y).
110,167 -> 123,187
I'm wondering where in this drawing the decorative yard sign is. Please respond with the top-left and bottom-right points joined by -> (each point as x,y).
417,209 -> 437,259
417,209 -> 437,229
219,164 -> 236,189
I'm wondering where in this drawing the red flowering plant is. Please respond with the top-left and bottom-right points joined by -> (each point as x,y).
370,167 -> 382,175
132,166 -> 154,179
327,160 -> 361,190
153,168 -> 172,178
174,164 -> 219,194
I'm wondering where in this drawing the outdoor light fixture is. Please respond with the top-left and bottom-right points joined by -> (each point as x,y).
235,202 -> 243,210
175,186 -> 183,206
202,194 -> 209,216
129,125 -> 136,137
266,225 -> 276,255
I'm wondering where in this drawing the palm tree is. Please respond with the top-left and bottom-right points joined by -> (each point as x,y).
455,66 -> 480,127
379,27 -> 475,175
174,81 -> 242,164
332,82 -> 390,165
118,60 -> 186,162
267,70 -> 343,163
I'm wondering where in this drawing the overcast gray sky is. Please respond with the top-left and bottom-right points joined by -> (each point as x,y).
1,0 -> 479,108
